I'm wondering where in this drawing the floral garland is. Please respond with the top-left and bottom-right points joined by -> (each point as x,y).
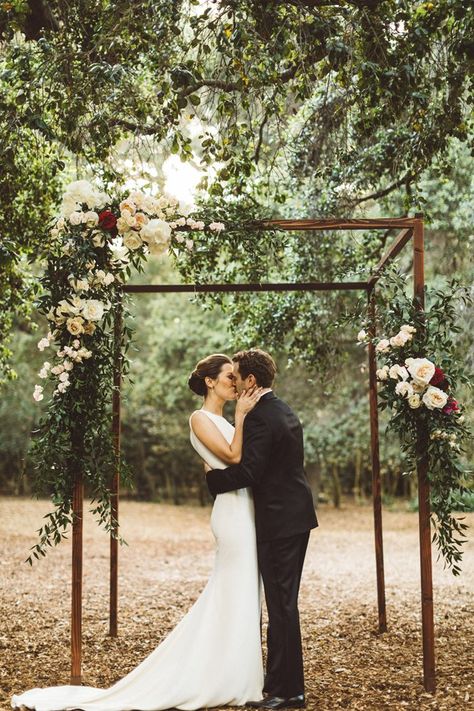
357,274 -> 471,575
28,180 -> 224,563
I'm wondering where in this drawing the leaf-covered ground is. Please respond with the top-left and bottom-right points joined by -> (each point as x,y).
1,497 -> 472,711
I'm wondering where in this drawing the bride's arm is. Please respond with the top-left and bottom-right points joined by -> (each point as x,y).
190,388 -> 262,465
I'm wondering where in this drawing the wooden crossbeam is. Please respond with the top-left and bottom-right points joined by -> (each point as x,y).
122,281 -> 369,294
252,217 -> 418,231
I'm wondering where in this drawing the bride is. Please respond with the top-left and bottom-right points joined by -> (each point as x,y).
12,353 -> 264,711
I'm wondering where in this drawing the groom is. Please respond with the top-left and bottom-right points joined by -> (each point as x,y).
206,348 -> 317,710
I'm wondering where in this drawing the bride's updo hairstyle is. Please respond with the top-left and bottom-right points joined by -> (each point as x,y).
188,353 -> 232,396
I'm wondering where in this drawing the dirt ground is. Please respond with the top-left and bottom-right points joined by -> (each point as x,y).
0,497 -> 472,711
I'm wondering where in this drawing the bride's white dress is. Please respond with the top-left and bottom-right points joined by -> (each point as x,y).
11,409 -> 263,711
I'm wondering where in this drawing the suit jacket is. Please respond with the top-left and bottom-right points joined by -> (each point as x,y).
206,392 -> 318,542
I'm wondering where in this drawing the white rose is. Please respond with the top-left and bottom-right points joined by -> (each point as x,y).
410,380 -> 426,394
390,331 -> 410,347
64,179 -> 94,202
83,211 -> 99,226
63,360 -> 74,371
185,238 -> 194,251
123,231 -> 143,250
84,322 -> 96,335
37,337 -> 50,351
395,381 -> 414,398
61,240 -> 75,256
376,366 -> 389,381
141,219 -> 171,244
209,222 -> 225,232
407,358 -> 435,386
121,210 -> 137,227
135,212 -> 149,227
176,217 -> 186,226
389,364 -> 409,380
62,180 -> 106,210
59,371 -> 70,382
69,211 -> 83,226
177,202 -> 193,217
128,191 -> 145,209
375,339 -> 390,353
33,385 -> 44,402
92,232 -> 106,248
174,232 -> 186,243
405,357 -> 415,366
422,386 -> 449,410
116,217 -> 129,233
109,236 -> 130,264
69,276 -> 90,292
38,360 -> 52,378
78,348 -> 93,359
192,221 -> 205,230
66,316 -> 85,336
103,272 -> 115,286
57,296 -> 84,316
142,195 -> 160,215
357,329 -> 367,342
119,200 -> 136,214
82,299 -> 106,321
72,339 -> 80,348
60,196 -> 80,217
400,324 -> 416,334
408,394 -> 421,409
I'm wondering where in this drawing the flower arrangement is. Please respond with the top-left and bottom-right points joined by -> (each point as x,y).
357,272 -> 472,575
358,325 -> 463,426
33,181 -> 224,403
28,180 -> 224,562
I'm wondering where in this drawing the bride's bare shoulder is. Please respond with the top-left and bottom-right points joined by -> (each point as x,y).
189,410 -> 208,428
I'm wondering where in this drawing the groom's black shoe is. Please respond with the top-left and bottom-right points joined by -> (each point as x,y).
247,695 -> 305,709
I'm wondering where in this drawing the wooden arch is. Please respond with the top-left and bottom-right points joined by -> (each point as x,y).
70,215 -> 436,694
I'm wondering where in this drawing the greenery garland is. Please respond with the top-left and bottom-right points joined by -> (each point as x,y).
358,270 -> 472,575
28,180 -> 223,564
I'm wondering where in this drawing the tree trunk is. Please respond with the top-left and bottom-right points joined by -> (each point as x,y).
331,463 -> 341,508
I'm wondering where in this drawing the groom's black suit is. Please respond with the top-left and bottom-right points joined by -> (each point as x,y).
206,392 -> 317,699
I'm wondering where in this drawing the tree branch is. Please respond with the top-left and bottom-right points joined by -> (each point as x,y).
350,171 -> 420,206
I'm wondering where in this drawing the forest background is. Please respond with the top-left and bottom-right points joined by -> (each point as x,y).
0,0 -> 472,510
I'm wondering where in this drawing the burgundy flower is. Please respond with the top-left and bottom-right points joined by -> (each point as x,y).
430,366 -> 446,387
98,210 -> 117,230
443,398 -> 459,415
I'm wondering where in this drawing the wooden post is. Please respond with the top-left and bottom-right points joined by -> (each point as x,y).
367,286 -> 387,633
71,457 -> 83,683
110,294 -> 122,637
413,215 -> 436,692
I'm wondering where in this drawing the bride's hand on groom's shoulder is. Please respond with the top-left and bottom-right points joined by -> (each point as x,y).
235,386 -> 264,417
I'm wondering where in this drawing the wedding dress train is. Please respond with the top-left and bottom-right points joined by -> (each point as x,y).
12,409 -> 263,711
